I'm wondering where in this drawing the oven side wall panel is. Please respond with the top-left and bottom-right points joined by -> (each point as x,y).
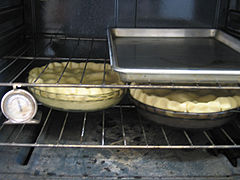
0,0 -> 25,102
0,0 -> 25,57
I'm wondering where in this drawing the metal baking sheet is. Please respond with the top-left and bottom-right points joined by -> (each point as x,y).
107,28 -> 240,83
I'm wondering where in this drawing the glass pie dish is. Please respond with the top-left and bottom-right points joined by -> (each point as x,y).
129,85 -> 240,129
28,62 -> 125,112
29,87 -> 125,112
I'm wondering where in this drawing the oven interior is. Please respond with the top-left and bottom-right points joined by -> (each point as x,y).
0,0 -> 240,179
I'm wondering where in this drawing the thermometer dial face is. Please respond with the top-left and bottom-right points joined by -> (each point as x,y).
1,89 -> 37,123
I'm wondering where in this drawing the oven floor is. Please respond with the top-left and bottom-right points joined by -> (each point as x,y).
0,148 -> 240,179
0,143 -> 240,179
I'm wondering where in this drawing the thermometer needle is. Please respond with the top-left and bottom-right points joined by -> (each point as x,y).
17,99 -> 23,112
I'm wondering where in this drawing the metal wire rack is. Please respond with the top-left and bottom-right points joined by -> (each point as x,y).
0,104 -> 240,149
1,34 -> 240,90
1,34 -> 240,149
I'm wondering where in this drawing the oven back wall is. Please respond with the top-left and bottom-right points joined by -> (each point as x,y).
26,0 -> 225,59
33,0 -> 221,38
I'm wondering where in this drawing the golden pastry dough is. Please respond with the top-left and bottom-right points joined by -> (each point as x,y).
214,97 -> 238,111
167,100 -> 187,112
28,62 -> 124,111
187,101 -> 221,113
233,96 -> 240,106
130,84 -> 240,113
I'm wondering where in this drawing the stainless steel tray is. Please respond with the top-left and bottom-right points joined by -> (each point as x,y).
108,28 -> 240,83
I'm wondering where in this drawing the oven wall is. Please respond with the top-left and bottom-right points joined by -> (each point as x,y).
31,0 -> 224,38
22,0 -> 234,59
0,0 -> 24,57
0,0 -> 25,108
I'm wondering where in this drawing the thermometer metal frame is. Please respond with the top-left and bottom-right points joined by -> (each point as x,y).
1,89 -> 38,124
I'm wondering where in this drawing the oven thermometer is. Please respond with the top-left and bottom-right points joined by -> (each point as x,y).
1,89 -> 37,123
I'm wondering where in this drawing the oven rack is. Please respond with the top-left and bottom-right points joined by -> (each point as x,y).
1,34 -> 240,90
0,105 -> 240,149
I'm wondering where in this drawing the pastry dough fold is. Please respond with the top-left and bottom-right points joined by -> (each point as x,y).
130,85 -> 240,113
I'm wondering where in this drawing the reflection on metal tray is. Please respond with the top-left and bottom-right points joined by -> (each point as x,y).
108,28 -> 240,83
130,96 -> 238,129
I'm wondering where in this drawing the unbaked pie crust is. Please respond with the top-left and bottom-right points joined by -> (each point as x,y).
130,84 -> 240,113
28,62 -> 125,111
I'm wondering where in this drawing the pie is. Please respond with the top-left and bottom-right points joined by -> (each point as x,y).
130,84 -> 240,113
28,62 -> 125,111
